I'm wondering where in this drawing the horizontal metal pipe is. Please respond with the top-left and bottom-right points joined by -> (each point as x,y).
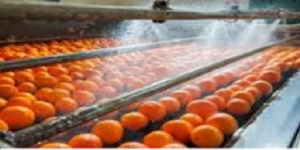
0,37 -> 203,72
0,1 -> 299,21
13,36 -> 298,147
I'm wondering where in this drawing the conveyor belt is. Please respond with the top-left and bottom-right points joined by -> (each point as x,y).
10,36 -> 297,147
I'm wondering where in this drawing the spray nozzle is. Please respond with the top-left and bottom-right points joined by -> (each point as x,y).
152,0 -> 172,23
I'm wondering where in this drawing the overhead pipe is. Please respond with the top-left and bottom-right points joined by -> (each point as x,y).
0,1 -> 299,21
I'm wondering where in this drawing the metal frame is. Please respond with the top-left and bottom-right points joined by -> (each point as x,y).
9,36 -> 297,147
0,1 -> 300,21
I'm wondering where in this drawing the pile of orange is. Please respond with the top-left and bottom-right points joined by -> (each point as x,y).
34,45 -> 300,148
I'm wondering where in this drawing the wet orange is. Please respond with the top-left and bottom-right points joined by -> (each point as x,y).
118,142 -> 148,148
214,89 -> 234,103
143,131 -> 173,148
91,120 -> 124,145
198,79 -> 217,93
55,97 -> 78,114
180,113 -> 204,127
14,71 -> 35,84
259,70 -> 282,83
0,106 -> 35,130
0,119 -> 9,131
205,95 -> 226,111
190,125 -> 224,147
251,80 -> 273,96
158,97 -> 181,114
162,120 -> 193,143
68,133 -> 102,148
72,90 -> 96,106
138,101 -> 167,121
8,96 -> 33,108
170,90 -> 193,106
226,98 -> 251,116
231,91 -> 255,105
121,112 -> 148,131
31,101 -> 56,120
17,82 -> 37,93
186,100 -> 218,120
0,76 -> 15,85
0,84 -> 18,99
40,142 -> 72,148
206,113 -> 238,135
181,85 -> 202,99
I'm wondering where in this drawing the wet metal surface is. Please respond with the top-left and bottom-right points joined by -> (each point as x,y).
232,70 -> 300,148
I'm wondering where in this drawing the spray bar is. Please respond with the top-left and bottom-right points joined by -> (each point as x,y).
0,1 -> 299,21
0,37 -> 204,72
12,36 -> 298,147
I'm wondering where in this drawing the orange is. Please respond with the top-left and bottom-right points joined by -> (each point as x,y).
118,142 -> 148,148
74,80 -> 99,93
47,89 -> 70,104
206,113 -> 238,135
0,84 -> 18,99
143,131 -> 173,148
180,113 -> 204,127
170,90 -> 193,106
35,75 -> 58,88
244,87 -> 262,100
68,133 -> 102,148
33,66 -> 48,73
68,65 -> 83,73
126,79 -> 145,91
35,88 -> 53,101
231,91 -> 255,105
35,71 -> 50,77
198,79 -> 217,93
259,70 -> 282,83
190,125 -> 224,147
0,72 -> 15,78
87,76 -> 105,86
121,112 -> 148,131
70,72 -> 84,80
55,82 -> 75,92
0,119 -> 9,131
213,74 -> 230,87
49,66 -> 68,77
72,90 -> 96,106
83,68 -> 103,78
55,97 -> 78,114
0,106 -> 35,130
162,120 -> 193,143
99,86 -> 117,98
14,92 -> 36,102
234,80 -> 251,88
243,74 -> 259,83
138,101 -> 167,121
40,142 -> 72,148
106,79 -> 124,91
214,89 -> 234,103
158,97 -> 181,114
186,100 -> 218,120
0,76 -> 15,85
181,85 -> 202,99
57,75 -> 73,83
162,143 -> 187,148
91,120 -> 124,145
31,101 -> 56,120
205,95 -> 226,111
0,98 -> 7,109
228,85 -> 243,92
8,96 -> 33,108
226,98 -> 251,116
251,80 -> 273,96
14,71 -> 35,84
17,82 -> 37,93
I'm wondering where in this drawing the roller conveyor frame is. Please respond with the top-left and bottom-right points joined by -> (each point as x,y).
0,36 -> 291,147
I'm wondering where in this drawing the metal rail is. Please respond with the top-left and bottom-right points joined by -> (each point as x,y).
0,37 -> 203,72
12,36 -> 298,147
0,1 -> 299,21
